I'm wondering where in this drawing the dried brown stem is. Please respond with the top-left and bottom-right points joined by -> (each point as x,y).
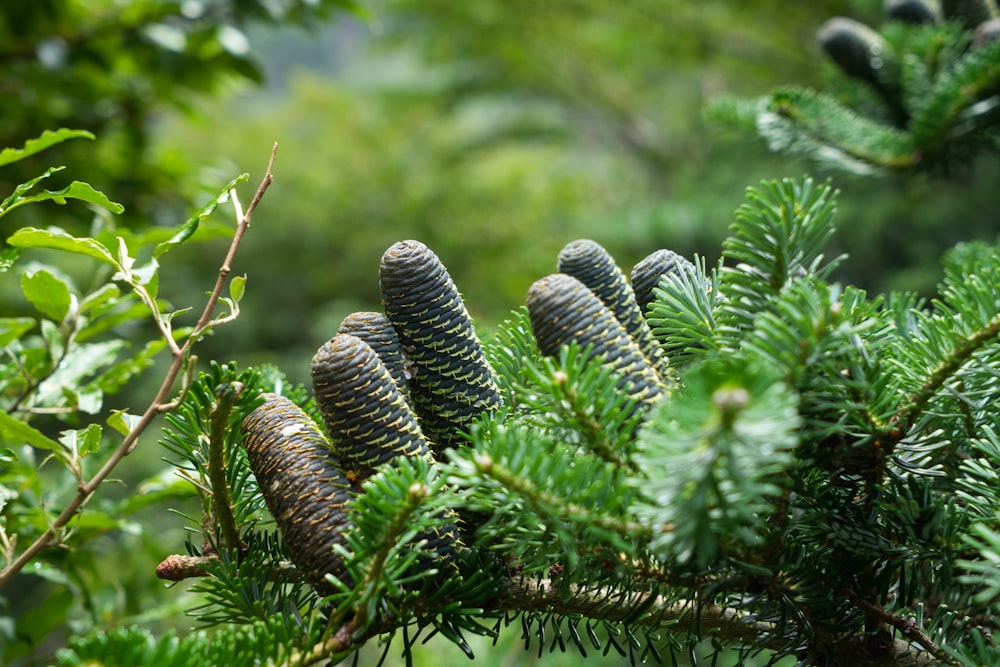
0,144 -> 277,590
845,589 -> 956,666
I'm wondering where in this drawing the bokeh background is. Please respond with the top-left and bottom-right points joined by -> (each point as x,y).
2,0 -> 998,664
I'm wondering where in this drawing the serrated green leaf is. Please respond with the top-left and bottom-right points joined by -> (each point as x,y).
79,283 -> 121,315
0,409 -> 64,452
26,181 -> 124,214
107,410 -> 141,436
1,166 -> 64,213
153,173 -> 249,258
0,129 -> 94,168
6,227 -> 118,268
60,423 -> 102,457
32,340 -> 123,410
21,270 -> 73,321
0,317 -> 35,347
95,338 -> 167,394
229,274 -> 246,304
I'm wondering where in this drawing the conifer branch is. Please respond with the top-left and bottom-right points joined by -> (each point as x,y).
895,311 -> 1000,435
207,381 -> 244,554
844,589 -> 957,666
471,452 -> 649,542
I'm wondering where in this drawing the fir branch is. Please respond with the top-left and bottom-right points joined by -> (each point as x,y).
646,254 -> 721,368
517,344 -> 646,470
894,309 -> 1000,435
909,38 -> 1000,149
467,448 -> 648,550
285,617 -> 361,667
758,88 -> 919,172
844,589 -> 958,666
208,380 -> 244,554
718,177 -> 842,345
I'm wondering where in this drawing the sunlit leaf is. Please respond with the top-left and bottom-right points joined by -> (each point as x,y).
107,410 -> 142,437
153,173 -> 248,258
0,409 -> 64,452
229,274 -> 246,304
79,283 -> 122,315
0,167 -> 64,213
23,181 -> 124,214
0,317 -> 35,347
35,340 -> 125,409
0,129 -> 94,168
20,269 -> 73,321
59,423 -> 103,457
6,227 -> 118,268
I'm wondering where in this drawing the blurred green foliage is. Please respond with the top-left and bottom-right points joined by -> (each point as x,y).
157,0 -> 997,385
3,0 -> 1000,665
0,0 -> 357,225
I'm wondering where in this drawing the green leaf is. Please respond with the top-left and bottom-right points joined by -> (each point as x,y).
30,181 -> 124,214
0,409 -> 64,452
0,246 -> 19,271
229,274 -> 246,304
60,424 -> 103,457
21,270 -> 73,321
153,173 -> 248,258
0,129 -> 94,168
79,283 -> 122,315
35,340 -> 125,409
1,166 -> 64,213
107,410 -> 142,437
0,317 -> 35,347
6,227 -> 118,268
95,338 -> 167,394
2,588 -> 73,663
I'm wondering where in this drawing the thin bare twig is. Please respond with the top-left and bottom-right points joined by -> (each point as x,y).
0,144 -> 278,590
844,589 -> 956,666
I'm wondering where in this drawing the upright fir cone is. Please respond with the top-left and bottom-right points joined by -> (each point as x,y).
557,239 -> 669,382
379,240 -> 502,453
311,333 -> 433,482
312,333 -> 462,564
242,394 -> 353,594
817,16 -> 905,124
630,248 -> 696,316
884,0 -> 940,24
337,311 -> 411,402
818,17 -> 895,86
527,273 -> 665,411
941,0 -> 999,30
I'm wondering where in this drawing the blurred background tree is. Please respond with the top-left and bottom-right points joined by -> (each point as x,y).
160,0 -> 883,380
3,0 -> 999,664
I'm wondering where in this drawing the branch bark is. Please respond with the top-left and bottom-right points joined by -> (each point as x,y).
0,144 -> 277,590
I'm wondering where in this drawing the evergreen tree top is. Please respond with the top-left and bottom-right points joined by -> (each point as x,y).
70,176 -> 1000,667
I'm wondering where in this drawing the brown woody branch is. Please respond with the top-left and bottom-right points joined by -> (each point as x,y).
0,144 -> 277,590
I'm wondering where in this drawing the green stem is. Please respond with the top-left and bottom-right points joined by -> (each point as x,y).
208,382 -> 243,554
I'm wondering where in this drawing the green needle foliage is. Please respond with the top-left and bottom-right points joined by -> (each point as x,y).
718,1 -> 1000,174
50,176 -> 1000,666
